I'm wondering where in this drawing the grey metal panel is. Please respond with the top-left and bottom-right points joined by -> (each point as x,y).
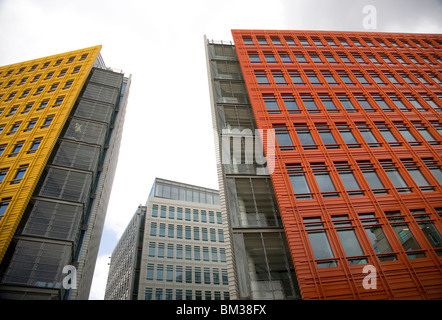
1,240 -> 71,288
64,119 -> 107,146
90,69 -> 123,88
83,83 -> 119,104
39,167 -> 92,203
53,140 -> 100,171
22,200 -> 83,241
74,98 -> 114,123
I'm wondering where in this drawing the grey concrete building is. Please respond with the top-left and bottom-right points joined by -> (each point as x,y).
105,178 -> 231,300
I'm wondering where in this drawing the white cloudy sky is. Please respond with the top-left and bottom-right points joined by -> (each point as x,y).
0,0 -> 441,300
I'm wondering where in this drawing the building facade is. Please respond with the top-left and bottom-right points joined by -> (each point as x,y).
0,46 -> 131,299
105,178 -> 231,300
206,30 -> 442,299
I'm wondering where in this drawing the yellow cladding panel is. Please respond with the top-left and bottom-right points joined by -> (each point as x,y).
0,45 -> 102,263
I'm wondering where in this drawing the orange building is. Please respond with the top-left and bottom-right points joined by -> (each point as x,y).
207,30 -> 442,300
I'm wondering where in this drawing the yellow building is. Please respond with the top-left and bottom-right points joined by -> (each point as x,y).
0,46 -> 131,299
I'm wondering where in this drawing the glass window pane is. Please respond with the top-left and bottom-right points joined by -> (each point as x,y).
276,132 -> 293,146
314,173 -> 337,192
362,170 -> 385,189
385,169 -> 408,188
319,131 -> 337,145
307,231 -> 335,260
407,169 -> 430,186
339,172 -> 361,190
298,131 -> 315,145
418,222 -> 442,248
289,174 -> 311,194
364,226 -> 393,253
392,225 -> 421,251
337,229 -> 364,256
339,130 -> 358,144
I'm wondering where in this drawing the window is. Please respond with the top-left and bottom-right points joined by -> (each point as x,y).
295,124 -> 317,148
22,102 -> 33,113
381,161 -> 411,193
8,141 -> 24,157
8,122 -> 21,135
176,245 -> 183,259
358,160 -> 388,194
63,80 -> 73,89
317,124 -> 338,148
312,162 -> 338,197
27,137 -> 42,153
272,72 -> 287,85
394,122 -> 419,145
422,158 -> 442,185
150,222 -> 157,236
152,204 -> 158,217
11,166 -> 27,184
185,226 -> 191,240
185,245 -> 192,260
264,54 -> 277,63
320,97 -> 338,112
148,242 -> 155,257
283,95 -> 300,113
289,71 -> 304,84
332,215 -> 367,264
176,266 -> 183,282
146,264 -> 154,280
294,53 -> 307,63
275,126 -> 294,150
301,96 -> 319,113
335,162 -> 363,196
194,246 -> 200,261
410,210 -> 442,250
210,228 -> 216,242
211,247 -> 218,262
376,123 -> 400,146
255,72 -> 269,85
194,227 -> 200,240
386,211 -> 424,259
24,119 -> 37,132
204,267 -> 211,284
304,217 -> 337,267
168,224 -> 174,238
0,169 -> 7,184
0,199 -> 11,220
402,159 -> 433,192
356,123 -> 381,147
167,243 -> 174,259
160,205 -> 166,218
359,213 -> 396,261
157,243 -> 165,258
37,100 -> 49,111
288,164 -> 312,199
263,96 -> 279,113
338,97 -> 357,112
185,266 -> 192,283
336,123 -> 360,147
41,115 -> 54,128
157,264 -> 164,281
279,53 -> 292,63
306,72 -> 321,85
51,97 -> 64,108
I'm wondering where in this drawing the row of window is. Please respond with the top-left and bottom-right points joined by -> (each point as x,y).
254,68 -> 441,89
152,204 -> 223,224
146,263 -> 229,286
274,121 -> 440,151
264,92 -> 442,115
248,49 -> 442,69
304,208 -> 442,268
148,241 -> 227,263
0,66 -> 81,92
0,53 -> 88,78
144,288 -> 230,301
0,137 -> 42,158
288,158 -> 442,200
0,80 -> 73,103
0,96 -> 65,119
242,34 -> 441,51
0,115 -> 54,136
149,222 -> 225,243
0,165 -> 28,188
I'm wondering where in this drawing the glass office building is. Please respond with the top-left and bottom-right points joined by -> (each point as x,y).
206,30 -> 442,299
105,178 -> 231,300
